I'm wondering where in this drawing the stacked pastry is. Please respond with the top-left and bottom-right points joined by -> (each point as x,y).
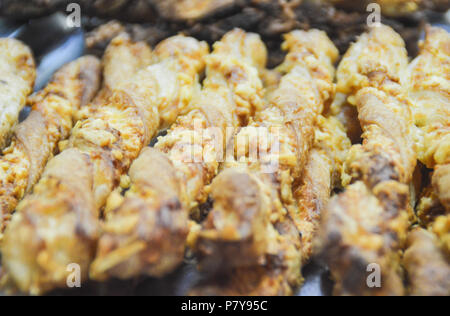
403,27 -> 450,296
0,24 -> 448,297
0,39 -> 35,150
318,25 -> 418,296
0,38 -> 36,233
89,29 -> 267,281
0,56 -> 101,236
190,29 -> 343,295
1,34 -> 208,295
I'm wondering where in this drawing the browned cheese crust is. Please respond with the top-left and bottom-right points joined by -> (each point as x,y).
90,29 -> 267,281
0,56 -> 101,235
293,115 -> 351,262
192,29 -> 339,295
406,27 -> 450,213
318,25 -> 417,296
90,33 -> 153,106
1,35 -> 208,295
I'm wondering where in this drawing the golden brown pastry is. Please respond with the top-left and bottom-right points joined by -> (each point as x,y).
90,29 -> 267,281
319,182 -> 410,296
193,29 -> 339,295
1,35 -> 208,295
403,228 -> 450,296
406,27 -> 450,212
293,115 -> 351,262
318,25 -> 416,296
78,33 -> 153,118
0,38 -> 35,149
0,56 -> 101,236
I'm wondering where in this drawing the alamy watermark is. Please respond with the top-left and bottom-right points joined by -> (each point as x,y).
367,3 -> 382,28
366,263 -> 382,288
66,3 -> 81,28
66,263 -> 81,288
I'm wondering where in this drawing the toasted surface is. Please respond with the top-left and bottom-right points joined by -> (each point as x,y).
0,56 -> 101,232
2,35 -> 208,295
404,228 -> 450,296
0,38 -> 35,149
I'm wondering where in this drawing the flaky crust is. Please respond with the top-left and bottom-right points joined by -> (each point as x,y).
2,36 -> 208,295
343,87 -> 417,189
406,27 -> 450,212
403,228 -> 450,296
318,25 -> 415,296
90,148 -> 189,280
293,115 -> 351,262
0,56 -> 101,234
336,25 -> 409,99
91,33 -> 153,106
90,29 -> 267,281
319,182 -> 409,296
193,29 -> 339,295
0,39 -> 36,149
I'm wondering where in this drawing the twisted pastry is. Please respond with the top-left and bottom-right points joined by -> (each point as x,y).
406,27 -> 450,212
403,227 -> 450,296
1,35 -> 208,295
404,29 -> 450,293
318,25 -> 416,296
192,29 -> 339,295
90,29 -> 267,281
0,39 -> 35,149
293,114 -> 351,262
0,56 -> 101,235
89,33 -> 153,107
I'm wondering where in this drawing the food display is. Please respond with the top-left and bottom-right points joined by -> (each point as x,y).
0,0 -> 449,297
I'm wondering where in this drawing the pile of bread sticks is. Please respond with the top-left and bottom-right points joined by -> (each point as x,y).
0,23 -> 448,296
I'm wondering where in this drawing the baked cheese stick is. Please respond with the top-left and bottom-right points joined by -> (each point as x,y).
406,27 -> 450,212
90,29 -> 267,281
0,39 -> 35,149
90,33 -> 153,107
318,25 -> 416,296
0,56 -> 101,236
403,228 -> 450,296
293,115 -> 351,262
192,30 -> 339,296
1,35 -> 208,295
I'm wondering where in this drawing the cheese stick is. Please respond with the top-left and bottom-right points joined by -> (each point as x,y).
0,39 -> 35,149
90,29 -> 267,281
405,30 -> 450,291
318,25 -> 416,296
192,30 -> 339,295
90,33 -> 153,106
1,35 -> 208,295
406,27 -> 450,212
0,56 -> 101,236
293,115 -> 351,262
403,227 -> 450,296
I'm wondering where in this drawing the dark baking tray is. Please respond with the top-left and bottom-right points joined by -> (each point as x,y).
0,11 -> 448,296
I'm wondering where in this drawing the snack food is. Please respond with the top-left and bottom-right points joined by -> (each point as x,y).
1,35 -> 208,295
0,39 -> 35,149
